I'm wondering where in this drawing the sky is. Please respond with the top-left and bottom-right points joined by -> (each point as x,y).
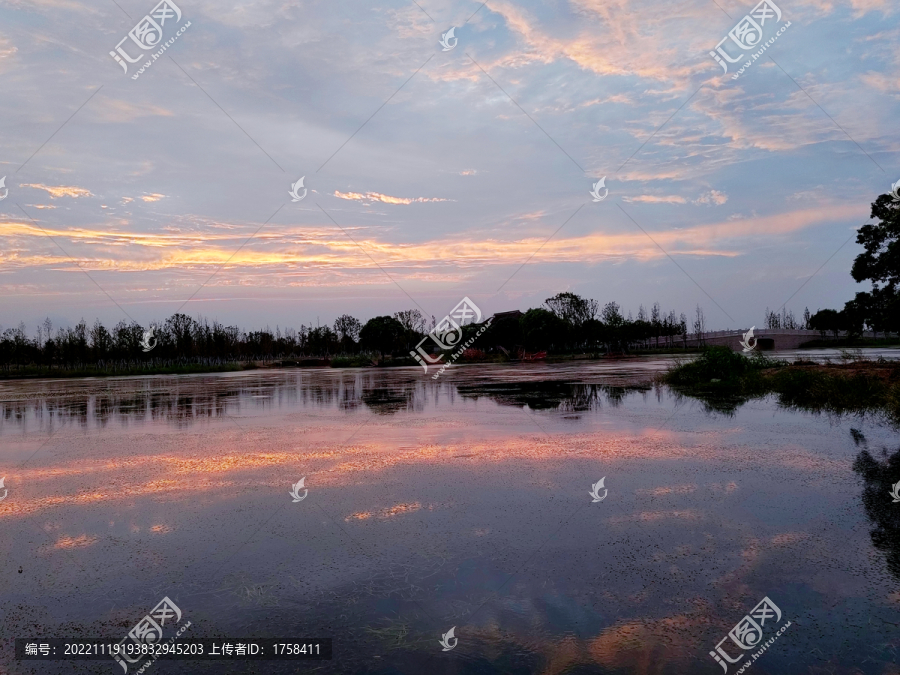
0,0 -> 898,334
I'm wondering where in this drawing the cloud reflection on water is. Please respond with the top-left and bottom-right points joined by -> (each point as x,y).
2,367 -> 899,673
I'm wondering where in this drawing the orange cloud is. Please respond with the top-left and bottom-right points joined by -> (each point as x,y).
21,184 -> 92,199
0,202 -> 862,275
333,190 -> 450,204
623,195 -> 688,204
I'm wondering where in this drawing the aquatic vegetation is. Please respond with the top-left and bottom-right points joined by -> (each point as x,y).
663,347 -> 780,387
664,347 -> 900,425
768,361 -> 900,424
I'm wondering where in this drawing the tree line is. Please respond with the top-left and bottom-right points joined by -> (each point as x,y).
0,295 -> 698,371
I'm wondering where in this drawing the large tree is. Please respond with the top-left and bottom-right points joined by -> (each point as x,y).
808,308 -> 842,337
544,292 -> 597,327
359,316 -> 405,360
393,309 -> 427,352
165,313 -> 196,354
601,301 -> 624,327
847,193 -> 900,333
483,313 -> 524,352
852,194 -> 900,293
520,308 -> 569,351
333,314 -> 362,352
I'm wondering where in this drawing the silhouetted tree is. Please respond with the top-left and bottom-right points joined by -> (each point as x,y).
521,308 -> 568,351
841,295 -> 869,338
851,193 -> 900,294
333,314 -> 362,352
824,190 -> 900,334
544,292 -> 596,327
90,319 -> 113,359
693,305 -> 706,343
166,313 -> 196,354
360,316 -> 405,360
304,326 -> 338,355
601,302 -> 624,327
483,313 -> 524,353
393,309 -> 426,353
809,308 -> 842,338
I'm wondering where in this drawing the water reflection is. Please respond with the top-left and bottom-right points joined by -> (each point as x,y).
0,369 -> 659,435
669,389 -> 752,417
361,387 -> 418,415
3,361 -> 900,674
851,432 -> 900,581
2,349 -> 897,435
457,381 -> 650,412
0,372 -> 434,434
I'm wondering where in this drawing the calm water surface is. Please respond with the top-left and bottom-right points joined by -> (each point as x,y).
1,350 -> 899,674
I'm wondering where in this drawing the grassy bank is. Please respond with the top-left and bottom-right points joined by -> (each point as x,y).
662,347 -> 900,424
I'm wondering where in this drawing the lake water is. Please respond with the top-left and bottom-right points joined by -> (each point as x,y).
1,349 -> 899,674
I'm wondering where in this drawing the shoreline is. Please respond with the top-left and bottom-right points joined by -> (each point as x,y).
0,345 -> 897,382
0,349 -> 705,381
662,348 -> 900,426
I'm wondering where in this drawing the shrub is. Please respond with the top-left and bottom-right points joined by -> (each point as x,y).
665,347 -> 775,386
